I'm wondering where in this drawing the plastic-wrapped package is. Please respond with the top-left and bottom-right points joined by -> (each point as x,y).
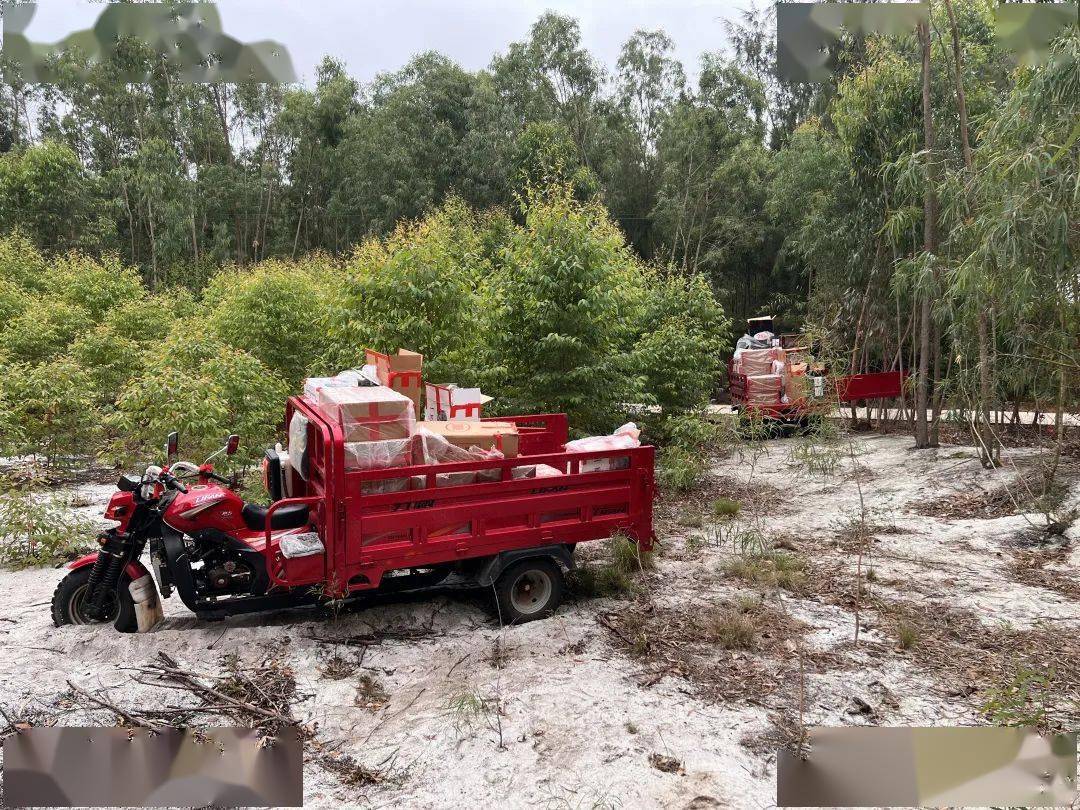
424,383 -> 493,421
412,427 -> 504,487
303,376 -> 354,400
739,347 -> 787,376
511,463 -> 564,479
736,333 -> 772,351
316,385 -> 415,443
288,411 -> 310,480
745,374 -> 783,405
343,438 -> 412,471
360,475 -> 424,495
565,423 -> 641,472
279,532 -> 323,559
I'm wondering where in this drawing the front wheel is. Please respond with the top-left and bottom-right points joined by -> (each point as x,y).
52,567 -> 137,632
492,558 -> 564,625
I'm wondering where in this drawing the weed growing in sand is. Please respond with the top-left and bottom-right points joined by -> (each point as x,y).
445,689 -> 491,733
722,551 -> 806,592
0,487 -> 95,568
788,438 -> 844,478
712,497 -> 741,518
570,534 -> 653,599
980,666 -> 1055,727
701,604 -> 760,649
678,511 -> 704,529
896,621 -> 919,650
318,653 -> 356,681
355,674 -> 390,710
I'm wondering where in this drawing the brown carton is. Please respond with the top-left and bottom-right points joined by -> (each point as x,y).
365,348 -> 424,410
416,420 -> 519,458
316,385 -> 415,442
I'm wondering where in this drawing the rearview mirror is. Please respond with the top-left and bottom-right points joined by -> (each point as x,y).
226,434 -> 240,456
166,431 -> 179,461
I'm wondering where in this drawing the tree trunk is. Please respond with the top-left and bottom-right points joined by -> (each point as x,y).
914,21 -> 937,449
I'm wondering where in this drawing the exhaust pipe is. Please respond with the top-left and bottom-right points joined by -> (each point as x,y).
128,575 -> 164,632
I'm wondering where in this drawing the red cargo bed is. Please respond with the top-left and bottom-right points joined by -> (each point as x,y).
727,360 -> 906,421
268,398 -> 655,592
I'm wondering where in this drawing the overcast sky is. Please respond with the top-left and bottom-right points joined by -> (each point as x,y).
15,0 -> 746,85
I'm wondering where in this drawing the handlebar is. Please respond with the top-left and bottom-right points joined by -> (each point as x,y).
159,470 -> 188,493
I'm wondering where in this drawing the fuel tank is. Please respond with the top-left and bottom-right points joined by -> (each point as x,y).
164,483 -> 247,534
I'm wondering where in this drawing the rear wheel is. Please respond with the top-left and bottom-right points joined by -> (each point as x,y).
51,567 -> 137,632
492,558 -> 564,625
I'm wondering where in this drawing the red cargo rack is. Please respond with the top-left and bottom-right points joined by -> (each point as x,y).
270,398 -> 653,593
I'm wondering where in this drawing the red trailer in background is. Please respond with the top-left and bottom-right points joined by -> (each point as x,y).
727,359 -> 907,424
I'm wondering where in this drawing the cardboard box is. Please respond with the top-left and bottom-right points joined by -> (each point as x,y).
785,370 -> 809,402
739,347 -> 787,376
745,374 -> 783,405
316,385 -> 415,442
416,420 -> 519,458
424,383 -> 493,421
365,349 -> 423,410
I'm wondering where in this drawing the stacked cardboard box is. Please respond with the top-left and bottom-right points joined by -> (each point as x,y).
315,385 -> 416,471
745,374 -> 783,405
365,349 -> 423,411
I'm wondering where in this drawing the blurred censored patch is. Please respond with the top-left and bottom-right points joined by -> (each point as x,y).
777,727 -> 1077,807
997,3 -> 1080,65
2,726 -> 303,806
777,2 -> 1079,81
2,2 -> 296,83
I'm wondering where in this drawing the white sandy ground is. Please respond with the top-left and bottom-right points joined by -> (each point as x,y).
0,433 -> 1077,809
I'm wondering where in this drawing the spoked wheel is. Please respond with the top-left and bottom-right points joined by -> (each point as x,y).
493,558 -> 564,624
52,567 -> 137,632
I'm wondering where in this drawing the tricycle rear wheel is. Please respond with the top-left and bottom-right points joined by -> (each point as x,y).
492,558 -> 564,625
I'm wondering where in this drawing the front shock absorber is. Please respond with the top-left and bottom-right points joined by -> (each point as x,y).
85,535 -> 128,620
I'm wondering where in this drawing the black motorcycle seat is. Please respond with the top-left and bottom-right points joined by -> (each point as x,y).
241,502 -> 310,532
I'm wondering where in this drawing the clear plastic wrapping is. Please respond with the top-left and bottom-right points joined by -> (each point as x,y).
343,438 -> 413,471
564,423 -> 640,472
279,532 -> 324,559
316,385 -> 416,443
737,347 -> 787,376
745,374 -> 783,405
288,411 -> 310,480
412,427 -> 505,487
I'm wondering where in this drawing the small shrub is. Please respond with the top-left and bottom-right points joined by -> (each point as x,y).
657,445 -> 707,494
788,438 -> 843,477
0,488 -> 96,568
980,666 -> 1054,727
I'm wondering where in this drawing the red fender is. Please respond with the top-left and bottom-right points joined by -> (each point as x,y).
68,553 -> 149,582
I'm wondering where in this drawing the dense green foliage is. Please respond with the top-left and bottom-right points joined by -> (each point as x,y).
0,188 -> 726,464
0,4 -> 1075,467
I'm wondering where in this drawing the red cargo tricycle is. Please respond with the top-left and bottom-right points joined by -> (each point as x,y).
52,401 -> 655,632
